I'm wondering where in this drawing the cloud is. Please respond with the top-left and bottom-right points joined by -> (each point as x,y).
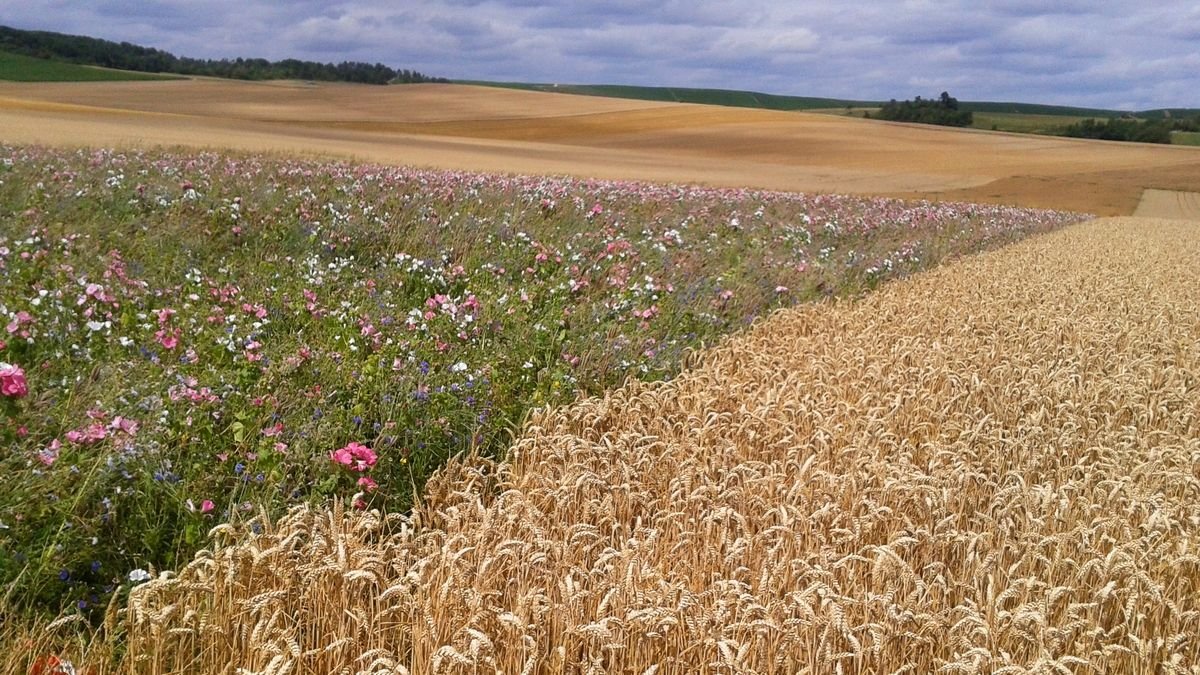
2,0 -> 1196,109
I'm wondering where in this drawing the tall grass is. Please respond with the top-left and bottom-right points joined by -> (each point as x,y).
88,216 -> 1200,673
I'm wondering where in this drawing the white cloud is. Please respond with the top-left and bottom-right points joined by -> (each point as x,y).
2,0 -> 1196,109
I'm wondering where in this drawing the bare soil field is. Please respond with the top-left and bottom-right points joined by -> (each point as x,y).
3,79 -> 1199,214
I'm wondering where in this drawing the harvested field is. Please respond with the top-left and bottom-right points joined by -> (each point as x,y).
122,217 -> 1200,673
1134,189 -> 1200,219
2,80 -> 1200,214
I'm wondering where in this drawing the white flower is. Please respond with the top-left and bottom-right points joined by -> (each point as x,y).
451,361 -> 467,373
128,568 -> 151,583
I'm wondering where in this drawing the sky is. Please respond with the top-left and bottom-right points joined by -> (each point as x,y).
6,1 -> 1198,110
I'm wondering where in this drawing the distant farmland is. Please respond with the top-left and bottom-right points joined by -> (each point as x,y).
1,79 -> 1200,215
461,80 -> 1200,144
457,79 -> 876,111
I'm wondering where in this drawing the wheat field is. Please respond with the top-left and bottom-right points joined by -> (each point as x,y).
96,216 -> 1200,673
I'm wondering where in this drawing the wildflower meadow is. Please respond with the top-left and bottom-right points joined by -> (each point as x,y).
0,144 -> 1088,618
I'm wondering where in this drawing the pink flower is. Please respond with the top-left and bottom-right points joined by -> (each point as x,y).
156,328 -> 180,350
350,445 -> 377,471
357,475 -> 378,492
330,441 -> 377,472
5,311 -> 33,335
0,362 -> 28,398
330,446 -> 354,467
65,424 -> 107,444
109,416 -> 139,436
37,439 -> 60,466
200,499 -> 215,514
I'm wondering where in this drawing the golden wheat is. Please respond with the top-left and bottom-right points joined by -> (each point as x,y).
102,216 -> 1200,673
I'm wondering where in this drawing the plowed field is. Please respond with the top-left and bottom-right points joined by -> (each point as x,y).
3,79 -> 1200,214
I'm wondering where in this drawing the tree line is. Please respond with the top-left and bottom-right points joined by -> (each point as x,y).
866,90 -> 1199,144
1061,116 -> 1200,144
867,92 -> 973,127
0,25 -> 446,85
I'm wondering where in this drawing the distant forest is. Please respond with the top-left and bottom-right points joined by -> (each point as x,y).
869,92 -> 974,127
0,25 -> 446,85
1062,117 -> 1200,145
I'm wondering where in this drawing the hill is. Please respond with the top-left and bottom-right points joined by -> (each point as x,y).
0,49 -> 180,82
465,80 -> 1200,132
0,24 -> 441,85
458,80 -> 875,111
2,80 -> 1199,215
959,100 -> 1126,117
462,80 -> 1142,116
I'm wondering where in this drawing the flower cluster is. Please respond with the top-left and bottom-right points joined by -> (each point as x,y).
0,361 -> 26,398
330,441 -> 377,473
